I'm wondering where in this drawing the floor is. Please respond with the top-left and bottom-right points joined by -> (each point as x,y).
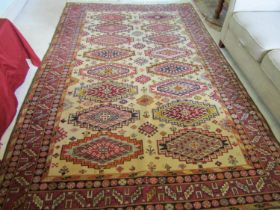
1,0 -> 279,159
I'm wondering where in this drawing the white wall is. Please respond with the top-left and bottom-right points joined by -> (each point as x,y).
0,0 -> 28,20
0,0 -> 15,15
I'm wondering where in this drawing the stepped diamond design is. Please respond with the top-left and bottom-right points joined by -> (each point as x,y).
98,14 -> 126,22
84,48 -> 135,61
144,34 -> 186,45
158,128 -> 232,164
136,95 -> 154,106
68,104 -> 139,131
61,133 -> 143,169
80,63 -> 136,80
145,47 -> 189,59
88,35 -> 132,46
74,81 -> 138,102
153,100 -> 219,126
95,23 -> 132,33
143,23 -> 178,32
142,13 -> 175,21
139,122 -> 158,137
148,61 -> 199,77
150,79 -> 208,98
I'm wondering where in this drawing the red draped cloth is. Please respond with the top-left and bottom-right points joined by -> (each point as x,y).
0,19 -> 41,139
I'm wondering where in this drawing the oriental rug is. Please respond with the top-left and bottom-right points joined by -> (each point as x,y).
0,3 -> 280,210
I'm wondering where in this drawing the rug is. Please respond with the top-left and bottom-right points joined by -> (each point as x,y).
0,3 -> 280,210
193,0 -> 228,31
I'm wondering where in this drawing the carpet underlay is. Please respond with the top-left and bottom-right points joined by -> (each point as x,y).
0,3 -> 280,210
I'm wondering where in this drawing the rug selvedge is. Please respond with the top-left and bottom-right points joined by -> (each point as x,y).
0,3 -> 280,210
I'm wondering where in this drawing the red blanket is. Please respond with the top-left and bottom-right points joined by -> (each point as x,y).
0,19 -> 41,139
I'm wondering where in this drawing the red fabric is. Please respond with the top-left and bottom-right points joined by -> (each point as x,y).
0,19 -> 41,139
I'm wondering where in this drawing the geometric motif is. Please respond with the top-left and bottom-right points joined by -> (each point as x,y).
134,58 -> 149,66
87,35 -> 132,46
135,75 -> 151,84
133,43 -> 146,49
80,63 -> 136,80
150,79 -> 208,98
143,23 -> 178,32
141,13 -> 175,21
95,23 -> 132,33
68,104 -> 139,131
153,100 -> 219,126
148,61 -> 199,77
136,95 -> 154,106
158,128 -> 232,164
73,81 -> 138,102
145,47 -> 190,60
61,132 -> 143,169
139,122 -> 158,137
52,127 -> 67,143
83,48 -> 135,61
98,13 -> 126,22
144,34 -> 186,45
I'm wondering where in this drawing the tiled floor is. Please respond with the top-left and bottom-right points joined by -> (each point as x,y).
1,0 -> 279,159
